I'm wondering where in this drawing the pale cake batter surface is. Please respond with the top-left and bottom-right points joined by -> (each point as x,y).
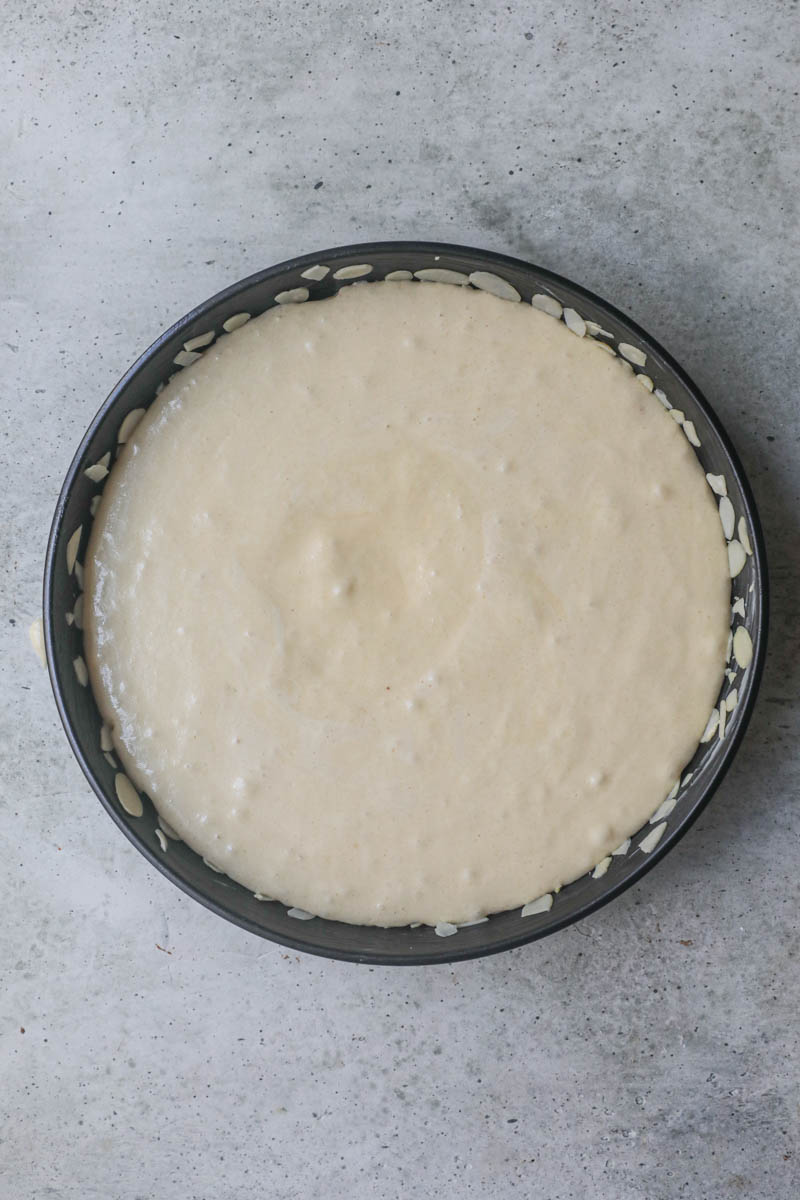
85,282 -> 730,926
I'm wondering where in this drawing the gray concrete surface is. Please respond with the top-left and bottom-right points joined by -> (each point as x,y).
2,2 -> 798,1196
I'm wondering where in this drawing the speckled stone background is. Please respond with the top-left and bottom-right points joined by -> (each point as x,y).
2,2 -> 798,1197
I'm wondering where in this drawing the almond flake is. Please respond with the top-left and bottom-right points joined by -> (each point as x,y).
531,294 -> 563,319
521,893 -> 553,917
728,540 -> 746,577
732,625 -> 753,669
563,307 -> 587,336
719,496 -> 735,539
639,822 -> 666,853
619,343 -> 647,367
738,517 -> 753,555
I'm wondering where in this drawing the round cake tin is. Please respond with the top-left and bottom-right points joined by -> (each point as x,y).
43,242 -> 768,964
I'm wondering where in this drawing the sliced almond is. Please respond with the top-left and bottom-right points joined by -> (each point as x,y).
332,264 -> 372,280
637,374 -> 654,392
728,539 -> 747,578
706,473 -> 727,496
115,773 -> 143,817
84,452 -> 110,483
118,408 -> 146,443
301,264 -> 330,281
592,856 -> 612,879
384,270 -> 413,282
173,349 -> 201,368
683,420 -> 701,447
619,343 -> 647,367
275,287 -> 309,304
738,516 -> 753,556
222,312 -> 251,332
669,409 -> 685,425
719,496 -> 735,539
72,656 -> 88,686
700,708 -> 720,742
584,320 -> 613,338
725,688 -> 738,712
468,271 -> 521,302
733,625 -> 753,669
612,839 -> 631,856
639,822 -> 666,853
183,330 -> 215,351
414,268 -> 469,285
531,294 -> 562,319
563,307 -> 587,336
66,526 -> 82,574
650,796 -> 677,824
434,921 -> 458,936
521,893 -> 553,917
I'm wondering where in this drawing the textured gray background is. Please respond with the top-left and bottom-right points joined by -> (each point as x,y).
2,2 -> 798,1197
